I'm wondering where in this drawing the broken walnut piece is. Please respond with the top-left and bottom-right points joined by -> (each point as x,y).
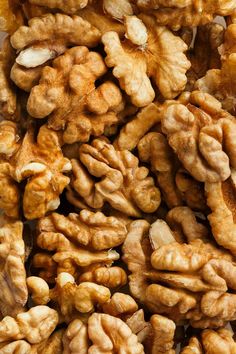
68,138 -> 161,216
79,265 -> 127,288
13,124 -> 71,219
205,170 -> 236,255
0,216 -> 27,317
10,13 -> 101,68
103,293 -> 138,318
162,91 -> 236,182
181,328 -> 236,354
0,37 -> 18,121
27,47 -> 123,144
0,306 -> 58,344
102,14 -> 190,107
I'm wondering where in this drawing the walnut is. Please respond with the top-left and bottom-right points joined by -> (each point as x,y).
205,171 -> 236,255
27,276 -> 50,305
79,266 -> 127,288
88,312 -> 144,353
195,24 -> 236,115
162,91 -> 236,182
34,211 -> 121,278
149,1 -> 236,30
33,328 -> 64,354
0,37 -> 18,120
14,124 -> 71,219
32,253 -> 58,284
62,319 -> 89,354
186,23 -> 224,91
10,62 -> 46,93
102,14 -> 190,107
182,328 -> 236,354
0,340 -> 32,353
68,138 -> 161,216
102,293 -> 138,318
28,0 -> 88,13
26,47 -> 123,144
0,216 -> 27,317
114,103 -> 162,151
0,306 -> 58,344
10,13 -> 101,68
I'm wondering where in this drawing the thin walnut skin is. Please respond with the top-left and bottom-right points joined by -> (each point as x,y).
67,138 -> 161,217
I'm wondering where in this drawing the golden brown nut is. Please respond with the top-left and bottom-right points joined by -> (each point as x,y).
28,0 -> 88,13
162,91 -> 236,182
0,306 -> 58,344
63,319 -> 89,354
149,1 -> 236,30
181,328 -> 236,354
26,47 -> 123,144
68,138 -> 161,216
34,211 -> 121,278
102,14 -> 190,106
32,253 -> 58,284
10,63 -> 45,92
33,328 -> 64,354
10,13 -> 101,68
0,340 -> 32,353
103,293 -> 138,318
0,216 -> 27,317
150,314 -> 175,354
114,103 -> 162,151
205,171 -> 236,255
0,37 -> 18,120
196,24 -> 236,115
79,266 -> 127,288
88,312 -> 144,353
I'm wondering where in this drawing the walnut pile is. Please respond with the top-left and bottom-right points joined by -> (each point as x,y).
0,1 -> 236,353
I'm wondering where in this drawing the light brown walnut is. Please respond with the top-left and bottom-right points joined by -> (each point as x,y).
0,306 -> 58,344
0,216 -> 27,317
68,138 -> 161,217
205,170 -> 236,255
102,14 -> 190,106
102,293 -> 138,318
181,328 -> 236,354
162,91 -> 236,182
10,13 -> 101,68
0,37 -> 18,121
27,47 -> 123,144
79,266 -> 127,288
28,0 -> 88,13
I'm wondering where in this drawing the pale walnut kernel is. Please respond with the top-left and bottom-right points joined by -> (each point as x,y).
79,266 -> 127,288
205,171 -> 236,255
27,47 -> 123,144
102,15 -> 190,106
0,306 -> 58,344
162,91 -> 236,182
68,138 -> 161,217
0,217 -> 27,317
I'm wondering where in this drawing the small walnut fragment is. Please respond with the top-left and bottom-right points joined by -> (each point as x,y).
27,47 -> 123,144
79,266 -> 127,288
0,306 -> 58,344
103,293 -> 138,318
162,91 -> 236,182
0,216 -> 27,317
102,14 -> 190,106
181,328 -> 236,354
0,37 -> 18,120
68,138 -> 161,216
205,170 -> 236,255
10,13 -> 101,68
0,340 -> 32,353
